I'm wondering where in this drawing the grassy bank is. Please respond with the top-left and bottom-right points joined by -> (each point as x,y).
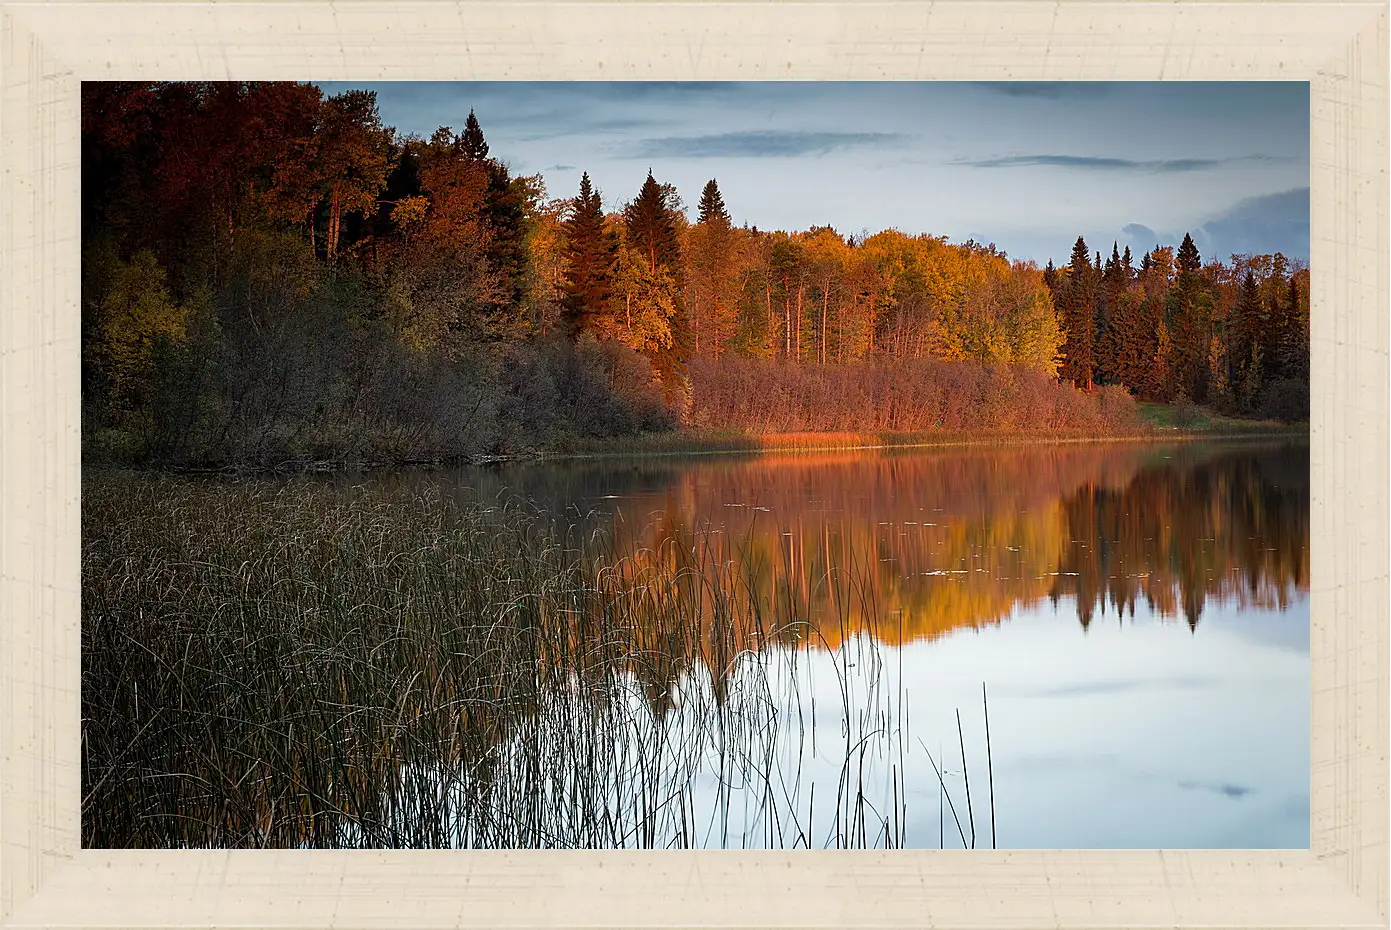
148,410 -> 1311,473
1135,401 -> 1305,435
561,410 -> 1308,461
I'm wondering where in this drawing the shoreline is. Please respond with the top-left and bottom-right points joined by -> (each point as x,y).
84,423 -> 1310,477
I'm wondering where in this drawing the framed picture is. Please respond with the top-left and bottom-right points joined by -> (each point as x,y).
2,1 -> 1385,927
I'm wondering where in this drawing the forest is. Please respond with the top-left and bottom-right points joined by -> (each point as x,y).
81,82 -> 1311,468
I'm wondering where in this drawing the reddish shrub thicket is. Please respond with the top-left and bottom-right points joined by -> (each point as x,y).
686,356 -> 1141,435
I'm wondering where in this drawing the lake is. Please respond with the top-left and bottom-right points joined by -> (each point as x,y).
81,439 -> 1309,849
375,438 -> 1310,849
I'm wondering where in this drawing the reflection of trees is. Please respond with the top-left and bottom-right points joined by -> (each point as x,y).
1047,443 -> 1309,631
361,441 -> 1308,738
593,442 -> 1309,673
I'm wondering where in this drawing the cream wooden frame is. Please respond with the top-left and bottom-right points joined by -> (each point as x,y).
1,2 -> 1385,927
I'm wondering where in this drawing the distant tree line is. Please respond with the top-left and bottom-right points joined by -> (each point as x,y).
1043,234 -> 1309,421
80,82 -> 1308,467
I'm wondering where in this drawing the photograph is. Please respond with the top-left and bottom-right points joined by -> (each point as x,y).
80,79 -> 1311,851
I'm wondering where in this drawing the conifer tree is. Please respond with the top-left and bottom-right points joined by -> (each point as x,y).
1060,236 -> 1096,390
1261,271 -> 1293,382
624,170 -> 688,402
1167,233 -> 1210,400
697,179 -> 730,226
1093,242 -> 1127,382
460,109 -> 489,160
624,170 -> 682,272
1233,271 -> 1263,395
1278,273 -> 1309,381
686,178 -> 740,356
560,172 -> 617,337
1177,232 -> 1201,278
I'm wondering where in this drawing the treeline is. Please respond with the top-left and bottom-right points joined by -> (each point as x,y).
81,82 -> 1308,467
1044,234 -> 1310,420
82,83 -> 672,466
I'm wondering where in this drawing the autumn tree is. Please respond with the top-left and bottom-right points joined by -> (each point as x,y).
684,179 -> 742,356
316,90 -> 395,263
624,170 -> 688,403
609,237 -> 679,355
85,248 -> 189,419
802,227 -> 852,364
522,193 -> 571,337
375,126 -> 500,349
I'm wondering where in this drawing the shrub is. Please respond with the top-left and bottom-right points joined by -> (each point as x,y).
687,356 -> 1143,435
1255,378 -> 1310,424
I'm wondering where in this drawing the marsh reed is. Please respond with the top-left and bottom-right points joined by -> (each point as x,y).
83,473 -> 987,849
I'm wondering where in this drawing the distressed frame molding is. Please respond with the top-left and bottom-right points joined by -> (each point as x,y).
1,2 -> 1386,927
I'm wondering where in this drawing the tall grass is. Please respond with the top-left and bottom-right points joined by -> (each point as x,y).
83,474 -> 963,849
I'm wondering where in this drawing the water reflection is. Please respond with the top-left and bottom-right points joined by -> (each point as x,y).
351,440 -> 1309,849
440,440 -> 1309,645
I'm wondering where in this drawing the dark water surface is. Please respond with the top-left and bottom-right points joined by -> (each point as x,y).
383,439 -> 1310,848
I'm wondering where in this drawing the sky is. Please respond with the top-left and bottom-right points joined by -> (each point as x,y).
318,81 -> 1310,267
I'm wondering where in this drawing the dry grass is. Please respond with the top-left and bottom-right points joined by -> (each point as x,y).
82,473 -> 953,849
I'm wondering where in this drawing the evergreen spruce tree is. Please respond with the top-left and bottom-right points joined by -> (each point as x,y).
482,164 -> 530,320
560,172 -> 617,337
1278,273 -> 1309,381
1261,273 -> 1294,383
697,179 -> 730,226
1060,236 -> 1096,390
624,170 -> 682,272
687,178 -> 738,356
624,171 -> 688,406
460,109 -> 489,160
1168,233 -> 1210,400
1177,232 -> 1201,277
1093,242 -> 1127,383
1233,271 -> 1263,396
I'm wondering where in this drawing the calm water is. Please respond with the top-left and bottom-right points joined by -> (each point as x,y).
372,439 -> 1309,849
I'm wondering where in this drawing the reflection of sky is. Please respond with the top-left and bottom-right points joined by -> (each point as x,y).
889,594 -> 1309,848
449,592 -> 1309,849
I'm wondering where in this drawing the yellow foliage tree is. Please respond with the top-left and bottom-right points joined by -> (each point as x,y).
93,251 -> 188,414
606,243 -> 678,356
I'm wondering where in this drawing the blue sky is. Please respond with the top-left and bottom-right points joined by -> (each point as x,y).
318,81 -> 1310,267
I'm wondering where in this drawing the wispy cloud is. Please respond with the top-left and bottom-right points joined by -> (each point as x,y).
957,154 -> 1284,173
513,116 -> 669,141
625,130 -> 908,159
